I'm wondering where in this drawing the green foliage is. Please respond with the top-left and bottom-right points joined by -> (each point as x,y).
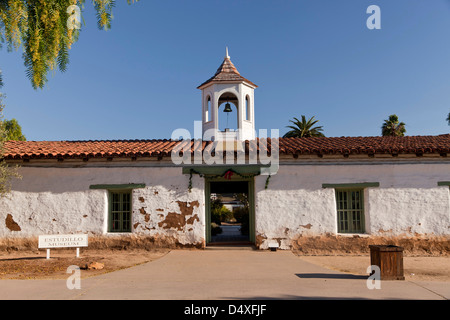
232,193 -> 249,235
233,206 -> 249,235
381,114 -> 406,137
0,0 -> 139,89
92,0 -> 115,30
210,198 -> 233,224
4,118 -> 25,140
0,89 -> 21,198
283,115 -> 325,138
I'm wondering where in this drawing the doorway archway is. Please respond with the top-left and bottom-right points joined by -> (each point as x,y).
205,175 -> 255,246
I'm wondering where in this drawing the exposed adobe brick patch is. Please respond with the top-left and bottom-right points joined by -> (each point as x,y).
186,215 -> 199,225
176,200 -> 199,216
158,200 -> 200,231
5,214 -> 21,232
255,233 -> 267,249
139,208 -> 150,222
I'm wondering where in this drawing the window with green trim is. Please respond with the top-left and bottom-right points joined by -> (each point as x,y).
336,189 -> 365,233
109,190 -> 132,232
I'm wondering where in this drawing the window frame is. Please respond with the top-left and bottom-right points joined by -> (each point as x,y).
322,182 -> 379,235
108,189 -> 132,233
89,183 -> 145,234
335,188 -> 365,234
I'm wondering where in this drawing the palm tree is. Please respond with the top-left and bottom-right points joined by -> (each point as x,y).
283,115 -> 325,138
381,114 -> 406,137
446,112 -> 450,126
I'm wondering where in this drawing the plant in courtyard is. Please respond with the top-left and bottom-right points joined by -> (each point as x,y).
233,193 -> 249,235
210,198 -> 233,224
283,115 -> 325,138
381,114 -> 406,137
233,206 -> 249,236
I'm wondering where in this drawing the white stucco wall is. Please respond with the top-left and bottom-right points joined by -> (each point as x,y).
0,159 -> 449,249
0,165 -> 205,246
254,161 -> 450,249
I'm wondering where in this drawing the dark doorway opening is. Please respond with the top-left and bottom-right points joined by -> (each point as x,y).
209,181 -> 250,244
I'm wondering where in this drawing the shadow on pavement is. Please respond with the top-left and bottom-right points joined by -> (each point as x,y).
296,273 -> 368,280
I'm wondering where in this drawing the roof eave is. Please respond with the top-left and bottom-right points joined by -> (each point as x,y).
197,79 -> 258,90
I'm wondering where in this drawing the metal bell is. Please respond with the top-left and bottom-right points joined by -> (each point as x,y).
223,102 -> 232,113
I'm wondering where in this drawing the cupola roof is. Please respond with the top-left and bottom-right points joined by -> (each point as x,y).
197,48 -> 257,89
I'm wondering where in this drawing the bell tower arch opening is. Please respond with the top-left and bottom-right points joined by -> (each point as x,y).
245,95 -> 251,122
205,95 -> 211,122
218,92 -> 238,133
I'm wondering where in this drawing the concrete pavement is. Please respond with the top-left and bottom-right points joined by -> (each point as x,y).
0,248 -> 448,300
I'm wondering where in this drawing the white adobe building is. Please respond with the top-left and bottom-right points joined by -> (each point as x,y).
0,51 -> 449,250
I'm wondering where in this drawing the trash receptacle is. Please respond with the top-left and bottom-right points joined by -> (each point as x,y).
369,245 -> 405,280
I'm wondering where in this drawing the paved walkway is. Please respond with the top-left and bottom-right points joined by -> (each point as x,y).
211,225 -> 249,243
1,249 -> 448,300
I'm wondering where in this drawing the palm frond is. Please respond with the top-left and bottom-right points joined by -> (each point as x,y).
283,115 -> 325,138
381,114 -> 406,137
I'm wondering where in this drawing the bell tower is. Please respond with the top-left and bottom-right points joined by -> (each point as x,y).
197,48 -> 257,141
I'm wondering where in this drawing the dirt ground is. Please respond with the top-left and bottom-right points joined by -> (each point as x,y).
290,235 -> 450,282
296,254 -> 450,282
0,248 -> 170,280
0,248 -> 448,282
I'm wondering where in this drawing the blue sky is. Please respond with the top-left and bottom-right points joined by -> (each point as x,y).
0,0 -> 449,141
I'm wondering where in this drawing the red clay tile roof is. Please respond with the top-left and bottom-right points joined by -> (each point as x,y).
197,56 -> 257,89
2,140 -> 183,160
3,135 -> 449,160
277,135 -> 450,156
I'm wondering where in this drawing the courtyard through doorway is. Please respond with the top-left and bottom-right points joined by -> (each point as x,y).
205,178 -> 255,246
